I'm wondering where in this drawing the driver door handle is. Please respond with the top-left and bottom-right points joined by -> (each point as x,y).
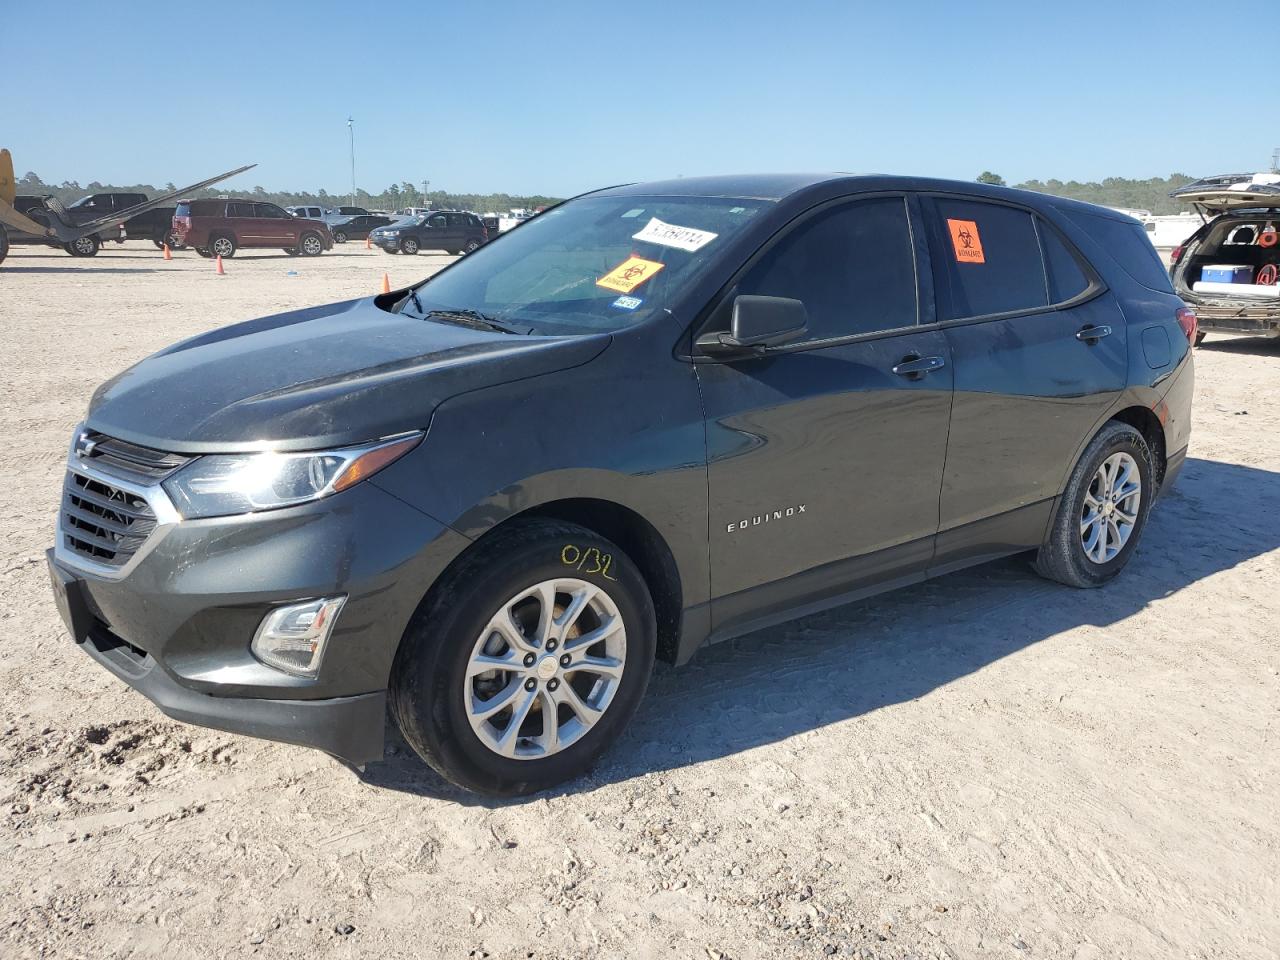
1075,324 -> 1112,343
892,355 -> 946,378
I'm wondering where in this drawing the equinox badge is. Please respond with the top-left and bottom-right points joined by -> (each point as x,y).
727,504 -> 806,533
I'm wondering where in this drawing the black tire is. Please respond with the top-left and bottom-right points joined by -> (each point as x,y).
1033,421 -> 1155,588
299,232 -> 324,256
209,234 -> 236,258
153,237 -> 166,249
390,520 -> 657,796
283,247 -> 300,256
400,237 -> 419,255
0,225 -> 8,265
67,235 -> 100,257
333,230 -> 348,244
195,247 -> 213,258
1194,331 -> 1206,347
463,238 -> 481,254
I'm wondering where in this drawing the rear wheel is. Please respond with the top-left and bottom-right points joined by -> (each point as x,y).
209,234 -> 236,258
299,232 -> 323,256
195,247 -> 213,258
67,235 -> 100,257
0,225 -> 8,265
282,247 -> 300,256
1194,331 -> 1206,347
391,520 -> 656,796
463,238 -> 481,254
1034,421 -> 1154,588
400,237 -> 419,255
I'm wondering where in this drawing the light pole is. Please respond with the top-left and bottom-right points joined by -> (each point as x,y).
347,117 -> 356,208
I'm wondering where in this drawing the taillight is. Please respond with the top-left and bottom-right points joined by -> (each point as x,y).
1176,305 -> 1198,344
1170,244 -> 1184,264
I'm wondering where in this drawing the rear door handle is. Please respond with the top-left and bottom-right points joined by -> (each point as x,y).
1075,324 -> 1113,343
892,355 -> 946,378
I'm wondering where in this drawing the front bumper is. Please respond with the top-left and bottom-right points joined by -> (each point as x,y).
372,236 -> 400,251
55,574 -> 386,764
48,468 -> 469,765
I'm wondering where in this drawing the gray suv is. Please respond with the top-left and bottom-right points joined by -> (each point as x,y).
48,174 -> 1194,795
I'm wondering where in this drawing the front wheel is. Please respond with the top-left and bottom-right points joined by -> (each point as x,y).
333,230 -> 348,244
1034,421 -> 1154,588
67,235 -> 100,257
299,232 -> 324,256
391,520 -> 656,796
400,238 -> 419,255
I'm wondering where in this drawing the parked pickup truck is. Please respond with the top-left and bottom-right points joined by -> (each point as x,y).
65,193 -> 178,249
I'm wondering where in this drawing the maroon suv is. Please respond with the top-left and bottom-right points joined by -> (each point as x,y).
173,199 -> 333,258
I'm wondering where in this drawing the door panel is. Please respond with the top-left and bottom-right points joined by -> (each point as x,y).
939,296 -> 1127,529
699,329 -> 952,607
918,194 -> 1130,533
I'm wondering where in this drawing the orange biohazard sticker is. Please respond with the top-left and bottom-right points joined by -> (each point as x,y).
596,256 -> 665,293
946,219 -> 985,264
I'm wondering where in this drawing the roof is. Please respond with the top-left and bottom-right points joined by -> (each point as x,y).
590,173 -> 1140,223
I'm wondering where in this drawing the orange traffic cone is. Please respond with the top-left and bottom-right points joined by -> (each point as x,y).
162,243 -> 172,261
381,272 -> 391,294
215,255 -> 226,276
364,235 -> 371,249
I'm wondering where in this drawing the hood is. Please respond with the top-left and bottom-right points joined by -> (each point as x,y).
1170,173 -> 1280,213
86,297 -> 609,453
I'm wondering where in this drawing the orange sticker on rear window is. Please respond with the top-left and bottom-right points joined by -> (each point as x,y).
596,256 -> 665,293
947,219 -> 985,264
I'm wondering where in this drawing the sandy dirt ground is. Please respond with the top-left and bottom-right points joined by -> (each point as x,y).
1,241 -> 1277,960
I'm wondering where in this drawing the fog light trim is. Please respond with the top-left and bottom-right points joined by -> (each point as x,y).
251,596 -> 346,678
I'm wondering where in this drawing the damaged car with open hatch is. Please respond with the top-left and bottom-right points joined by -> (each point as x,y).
1168,172 -> 1280,343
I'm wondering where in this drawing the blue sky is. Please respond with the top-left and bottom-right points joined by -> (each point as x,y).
8,0 -> 1271,198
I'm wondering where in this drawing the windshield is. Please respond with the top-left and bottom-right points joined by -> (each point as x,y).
404,194 -> 771,334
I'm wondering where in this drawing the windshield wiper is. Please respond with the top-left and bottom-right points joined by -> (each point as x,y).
422,308 -> 532,336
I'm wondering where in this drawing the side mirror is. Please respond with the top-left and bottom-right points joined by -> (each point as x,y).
697,295 -> 809,356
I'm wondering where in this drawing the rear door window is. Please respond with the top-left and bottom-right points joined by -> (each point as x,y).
924,198 -> 1048,320
226,203 -> 252,218
733,196 -> 919,340
1038,223 -> 1090,302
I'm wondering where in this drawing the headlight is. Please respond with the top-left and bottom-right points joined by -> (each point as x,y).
383,230 -> 399,237
163,432 -> 422,519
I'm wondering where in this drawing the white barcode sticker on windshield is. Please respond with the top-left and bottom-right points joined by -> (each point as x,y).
632,217 -> 718,253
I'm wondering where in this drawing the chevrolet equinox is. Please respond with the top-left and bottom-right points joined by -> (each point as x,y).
47,174 -> 1195,795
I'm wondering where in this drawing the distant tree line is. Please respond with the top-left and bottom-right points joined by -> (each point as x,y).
11,171 -> 563,214
10,168 -> 1211,217
976,171 -> 1201,215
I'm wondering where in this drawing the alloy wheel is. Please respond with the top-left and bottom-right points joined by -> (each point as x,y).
464,578 -> 627,760
211,237 -> 234,257
1080,451 -> 1141,564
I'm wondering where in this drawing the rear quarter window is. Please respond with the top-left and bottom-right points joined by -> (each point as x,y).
1065,211 -> 1174,293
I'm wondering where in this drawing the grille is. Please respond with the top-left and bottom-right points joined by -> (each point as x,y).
76,431 -> 190,483
60,432 -> 187,568
62,472 -> 158,566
